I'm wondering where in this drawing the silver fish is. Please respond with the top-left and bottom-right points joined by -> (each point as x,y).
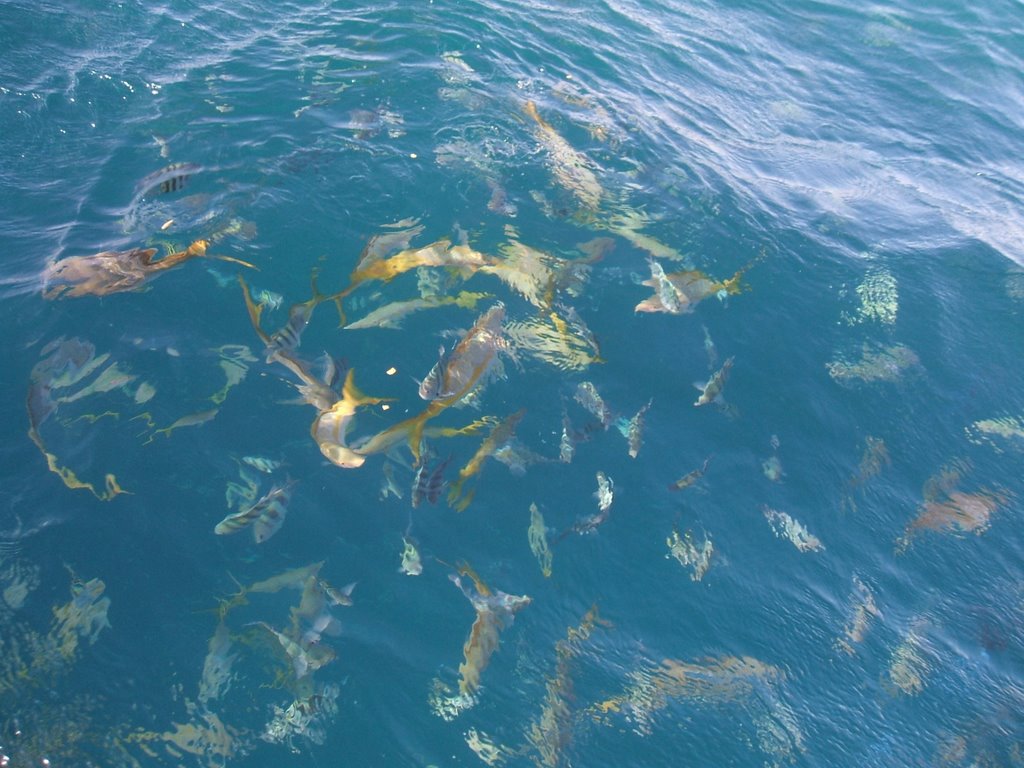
418,345 -> 448,400
214,479 -> 295,543
134,162 -> 201,198
616,399 -> 653,459
574,381 -> 614,428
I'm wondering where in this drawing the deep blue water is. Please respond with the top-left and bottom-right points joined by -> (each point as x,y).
1,1 -> 1023,766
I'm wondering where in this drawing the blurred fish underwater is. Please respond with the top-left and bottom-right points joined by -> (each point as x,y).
1,0 -> 1023,766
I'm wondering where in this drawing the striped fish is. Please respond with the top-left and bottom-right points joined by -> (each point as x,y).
411,454 -> 453,508
253,481 -> 295,544
134,162 -> 201,198
417,345 -> 448,400
214,480 -> 295,542
266,301 -> 314,361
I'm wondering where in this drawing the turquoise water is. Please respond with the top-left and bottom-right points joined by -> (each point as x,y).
2,0 -> 1023,765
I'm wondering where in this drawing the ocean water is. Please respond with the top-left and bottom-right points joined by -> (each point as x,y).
1,0 -> 1022,765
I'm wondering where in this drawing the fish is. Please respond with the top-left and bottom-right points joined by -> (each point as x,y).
526,606 -> 607,766
312,369 -> 392,469
694,356 -> 735,407
762,455 -> 785,482
447,410 -> 526,511
241,455 -> 284,474
616,398 -> 653,458
574,381 -> 614,428
344,291 -> 491,330
505,308 -> 603,371
897,489 -> 1008,553
523,100 -> 602,211
253,288 -> 284,312
701,324 -> 719,369
198,617 -> 237,707
266,300 -> 315,362
300,609 -> 343,646
146,408 -> 219,443
666,527 -> 714,581
449,563 -> 531,699
134,162 -> 202,198
646,257 -> 683,313
319,579 -> 357,607
762,505 -> 824,552
834,575 -> 881,655
528,502 -> 553,577
412,454 -> 453,508
380,460 -> 404,499
635,253 -> 761,314
339,305 -> 507,468
668,455 -> 712,491
560,471 -> 614,540
42,239 -> 213,299
418,345 -> 449,401
214,479 -> 295,543
492,439 -> 553,476
326,238 -> 491,324
417,304 -> 508,405
250,621 -> 311,679
399,535 -> 423,576
486,178 -> 517,216
252,480 -> 294,544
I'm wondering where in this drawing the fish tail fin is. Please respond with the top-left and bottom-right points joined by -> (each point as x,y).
730,246 -> 768,294
185,239 -> 209,257
452,485 -> 475,513
210,254 -> 258,270
341,368 -> 392,410
238,275 -> 271,345
447,477 -> 466,508
523,100 -> 550,131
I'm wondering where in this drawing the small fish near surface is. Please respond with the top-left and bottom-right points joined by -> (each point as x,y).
668,455 -> 712,492
134,162 -> 202,199
214,479 -> 296,543
560,471 -> 614,540
42,239 -> 255,299
412,453 -> 454,508
694,356 -> 735,407
448,409 -> 526,512
616,398 -> 653,459
449,563 -> 531,701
